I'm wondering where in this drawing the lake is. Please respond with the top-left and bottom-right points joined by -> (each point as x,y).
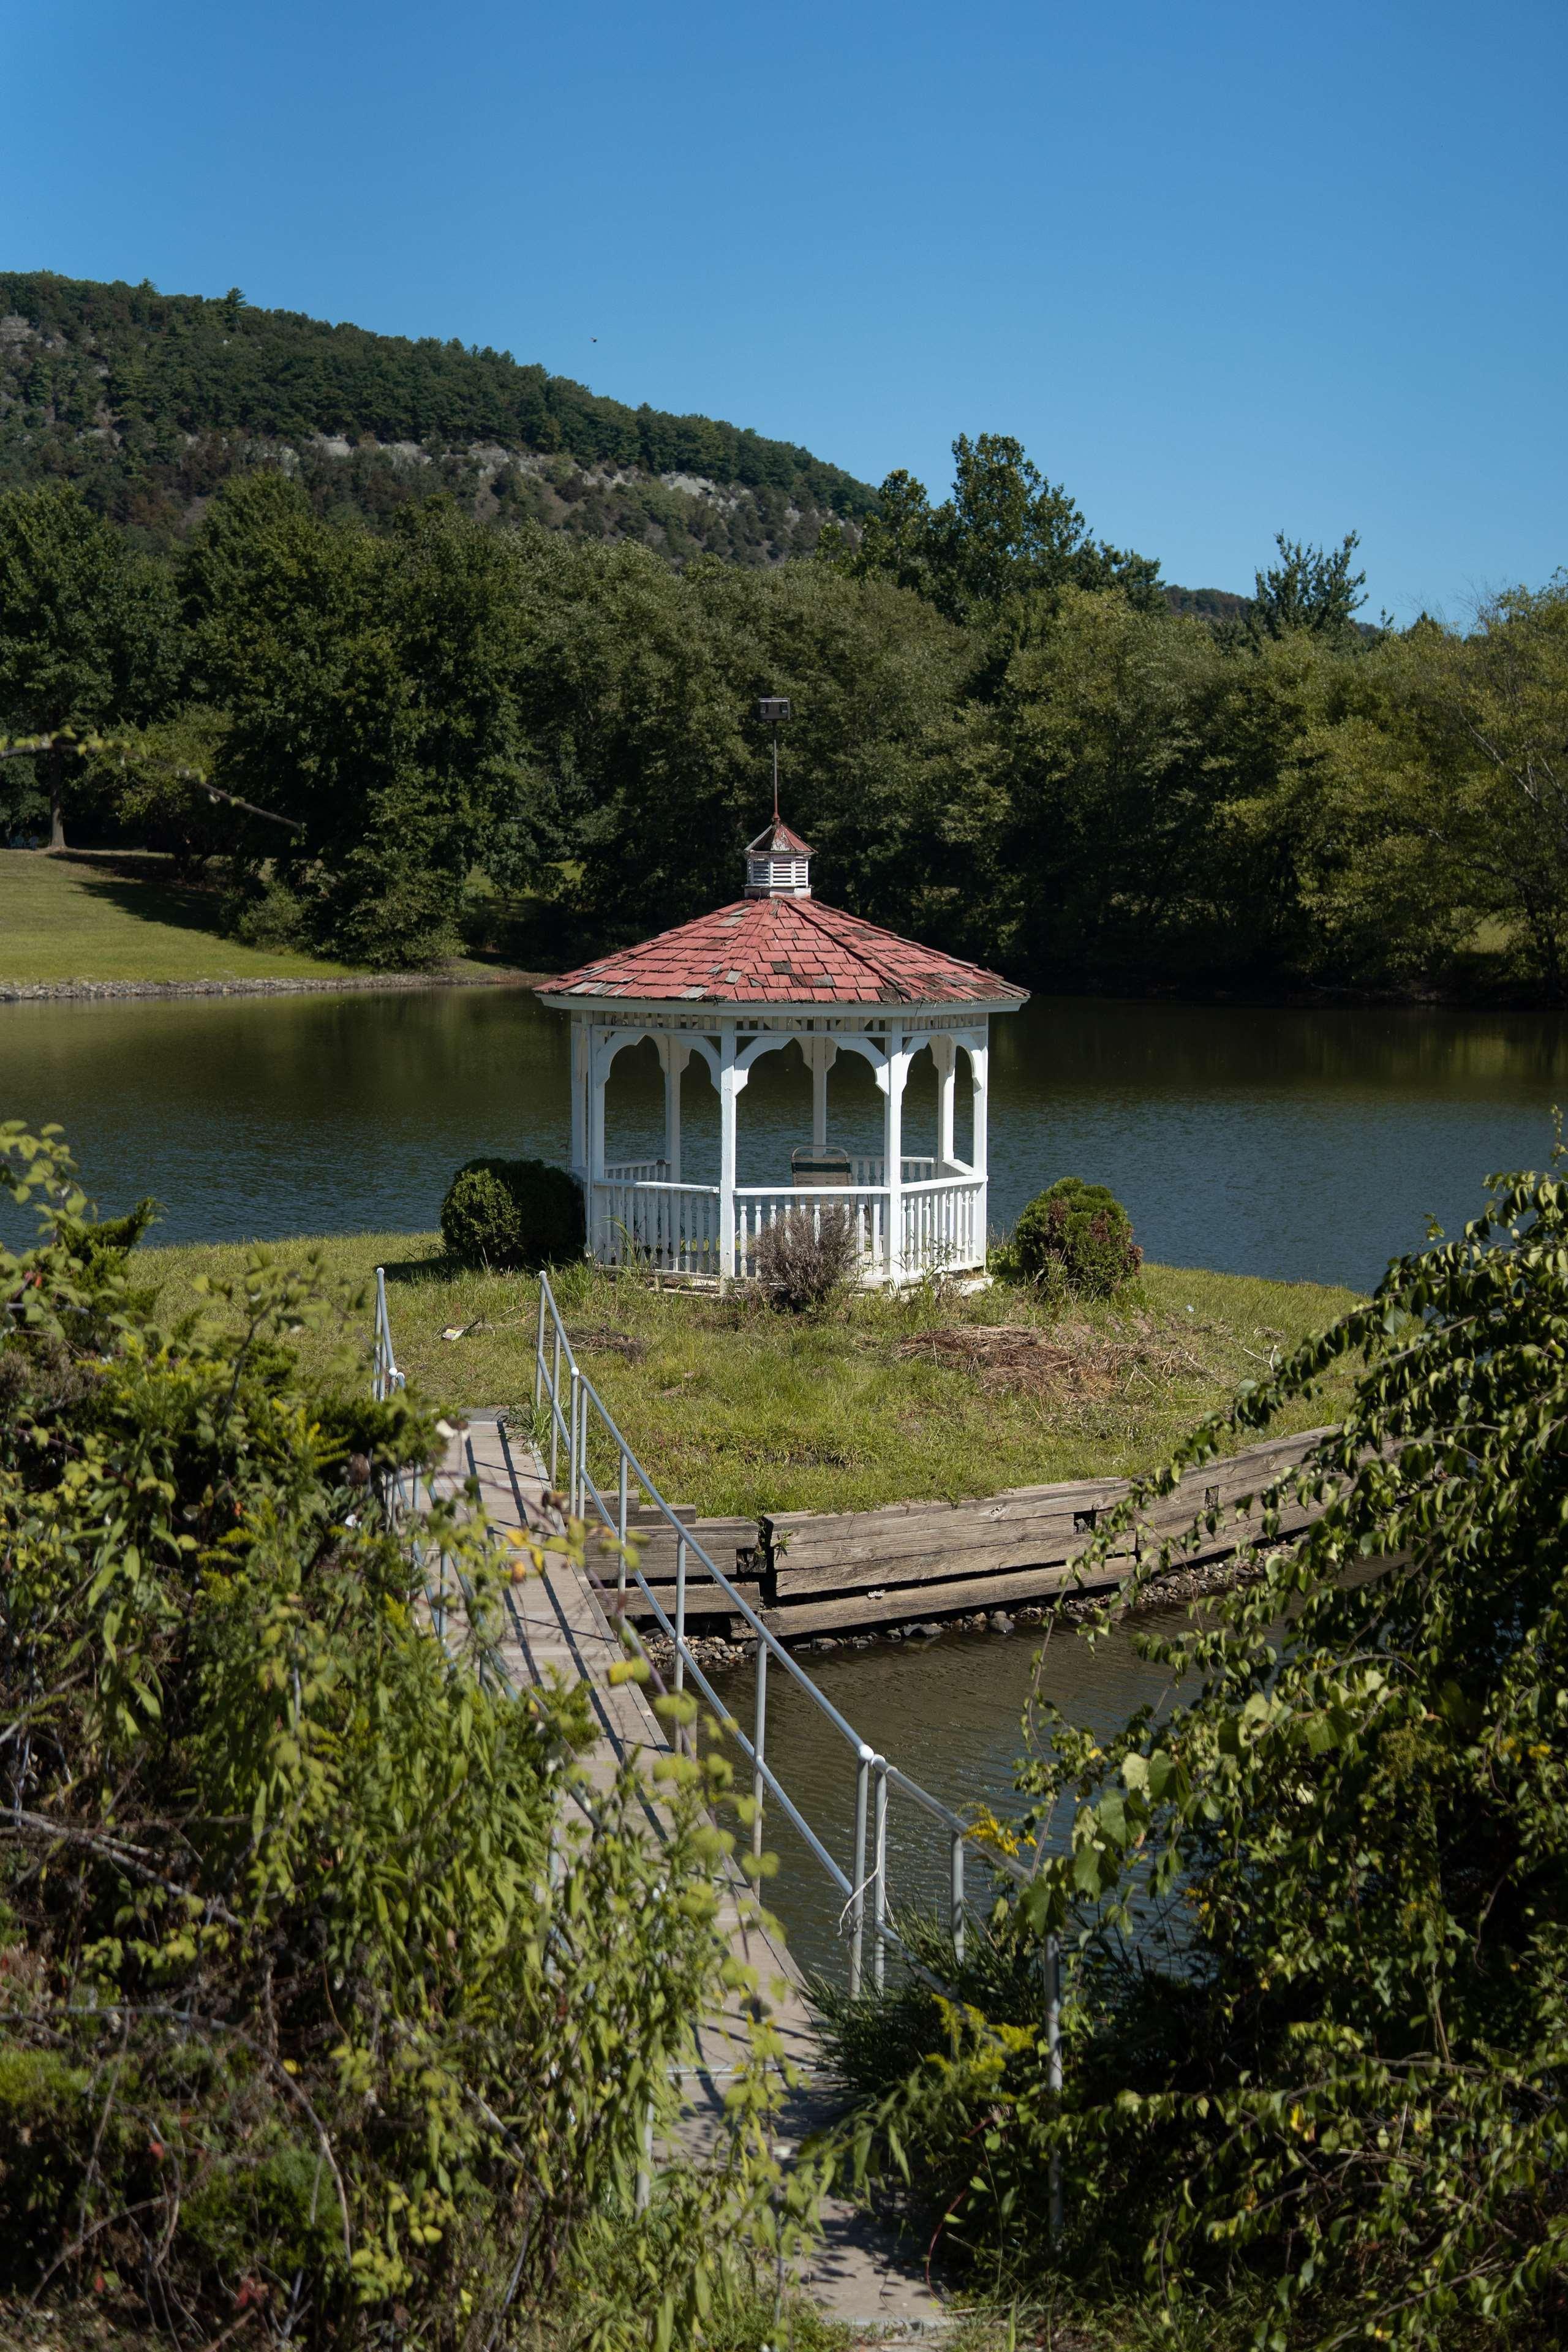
1,982 -> 1563,1290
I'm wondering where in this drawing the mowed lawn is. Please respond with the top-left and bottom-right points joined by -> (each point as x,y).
0,851 -> 362,982
141,1231 -> 1362,1520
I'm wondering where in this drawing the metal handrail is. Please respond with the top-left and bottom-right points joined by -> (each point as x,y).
527,1267 -> 1051,2002
370,1263 -> 1057,2027
373,1266 -> 405,1401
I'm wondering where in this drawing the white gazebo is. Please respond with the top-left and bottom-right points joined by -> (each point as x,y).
536,816 -> 1028,1285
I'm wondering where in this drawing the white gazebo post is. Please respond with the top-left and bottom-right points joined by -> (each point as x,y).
569,1015 -> 589,1186
970,1039 -> 990,1183
718,1027 -> 741,1282
589,1027 -> 612,1256
805,1034 -> 836,1153
932,1033 -> 957,1173
881,1031 -> 909,1284
659,1035 -> 689,1180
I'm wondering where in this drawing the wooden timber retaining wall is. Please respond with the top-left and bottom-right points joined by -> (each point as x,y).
621,1427 -> 1334,1642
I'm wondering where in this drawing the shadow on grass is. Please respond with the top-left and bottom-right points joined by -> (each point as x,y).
458,886 -> 608,974
55,852 -> 240,942
379,1246 -> 461,1287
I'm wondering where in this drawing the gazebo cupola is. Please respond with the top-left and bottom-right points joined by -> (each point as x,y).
745,816 -> 813,899
537,702 -> 1028,1287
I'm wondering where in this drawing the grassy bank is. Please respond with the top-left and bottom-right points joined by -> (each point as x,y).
0,850 -> 549,986
143,1231 -> 1360,1518
0,849 -> 364,982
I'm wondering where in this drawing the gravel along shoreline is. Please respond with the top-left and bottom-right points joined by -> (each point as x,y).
638,1547 -> 1261,1678
0,968 -> 547,1004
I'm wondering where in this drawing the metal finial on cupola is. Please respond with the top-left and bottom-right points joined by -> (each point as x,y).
747,696 -> 812,897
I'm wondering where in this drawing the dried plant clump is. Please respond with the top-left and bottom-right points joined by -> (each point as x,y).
897,1314 -> 1200,1400
753,1202 -> 861,1311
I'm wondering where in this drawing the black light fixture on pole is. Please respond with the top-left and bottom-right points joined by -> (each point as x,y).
757,696 -> 791,821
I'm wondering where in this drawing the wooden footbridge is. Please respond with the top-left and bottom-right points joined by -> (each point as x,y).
373,1274 -> 990,2334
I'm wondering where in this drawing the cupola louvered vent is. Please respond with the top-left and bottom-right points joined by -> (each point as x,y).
744,819 -> 813,899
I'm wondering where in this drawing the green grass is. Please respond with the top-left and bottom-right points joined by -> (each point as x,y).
141,1231 -> 1360,1520
0,851 -> 553,985
0,850 -> 365,982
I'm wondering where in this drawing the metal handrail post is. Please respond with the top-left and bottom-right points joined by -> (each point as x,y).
636,2101 -> 653,2212
752,1639 -> 768,1860
1047,1932 -> 1063,2240
533,1284 -> 547,1410
674,1535 -> 688,1747
549,1327 -> 562,1485
950,1828 -> 967,1962
848,1746 -> 872,1999
568,1365 -> 581,1517
617,1448 -> 629,1601
872,1760 -> 889,1994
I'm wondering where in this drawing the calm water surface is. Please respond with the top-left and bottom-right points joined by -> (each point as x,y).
0,985 -> 1563,1288
705,1607 -> 1189,1984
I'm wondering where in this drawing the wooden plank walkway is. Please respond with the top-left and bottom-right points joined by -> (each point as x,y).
426,1413 -> 949,2339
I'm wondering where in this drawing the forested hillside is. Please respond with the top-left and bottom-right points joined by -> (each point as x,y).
1,310 -> 1562,1006
0,270 -> 875,564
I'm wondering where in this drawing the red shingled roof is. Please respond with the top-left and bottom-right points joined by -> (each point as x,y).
537,895 -> 1027,1008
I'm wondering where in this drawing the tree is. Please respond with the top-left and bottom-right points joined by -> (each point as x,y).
187,476 -> 538,967
981,584 -> 1225,986
1414,581 -> 1568,995
845,433 -> 1164,627
511,538 -> 973,942
0,482 -> 181,846
843,1157 -> 1568,2345
1250,527 -> 1368,644
0,1121 -> 801,2342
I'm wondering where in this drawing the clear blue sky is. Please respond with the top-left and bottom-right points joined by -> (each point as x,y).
4,0 -> 1562,618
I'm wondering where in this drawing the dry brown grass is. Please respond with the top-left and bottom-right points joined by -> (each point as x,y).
895,1311 -> 1209,1409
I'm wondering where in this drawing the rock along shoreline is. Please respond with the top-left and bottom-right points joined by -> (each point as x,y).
0,968 -> 549,1005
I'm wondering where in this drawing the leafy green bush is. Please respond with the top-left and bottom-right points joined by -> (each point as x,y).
837,1162 -> 1568,2348
1011,1176 -> 1141,1295
439,1153 -> 585,1269
0,1121 -> 801,2345
225,874 -> 310,950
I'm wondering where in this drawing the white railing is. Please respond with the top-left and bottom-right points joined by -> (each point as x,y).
848,1154 -> 938,1185
586,1169 -> 987,1281
373,1265 -> 405,1400
594,1178 -> 723,1274
900,1174 -> 984,1273
523,1267 -> 1056,2015
731,1182 -> 888,1280
374,1268 -> 1064,2227
603,1157 -> 670,1183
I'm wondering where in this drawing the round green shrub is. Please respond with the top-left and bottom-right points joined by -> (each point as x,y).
1011,1176 -> 1142,1296
439,1157 -> 585,1270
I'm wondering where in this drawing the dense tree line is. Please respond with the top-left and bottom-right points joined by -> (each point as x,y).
1,438 -> 1564,997
0,271 -> 871,564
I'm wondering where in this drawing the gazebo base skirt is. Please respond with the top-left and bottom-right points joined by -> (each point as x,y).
589,1164 -> 987,1287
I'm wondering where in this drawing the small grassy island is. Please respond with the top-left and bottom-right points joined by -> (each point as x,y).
145,1231 -> 1359,1517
